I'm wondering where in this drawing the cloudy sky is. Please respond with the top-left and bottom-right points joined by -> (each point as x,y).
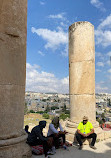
26,0 -> 111,94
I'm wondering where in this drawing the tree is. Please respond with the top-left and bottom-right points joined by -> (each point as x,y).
107,98 -> 111,106
51,106 -> 59,110
59,113 -> 70,120
101,113 -> 105,119
65,110 -> 70,115
45,105 -> 50,112
29,110 -> 35,113
36,111 -> 44,114
62,104 -> 66,112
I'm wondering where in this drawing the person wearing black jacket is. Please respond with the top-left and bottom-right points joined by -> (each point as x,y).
27,121 -> 53,158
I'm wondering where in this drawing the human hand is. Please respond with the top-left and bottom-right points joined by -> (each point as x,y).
64,130 -> 68,134
59,131 -> 64,134
86,133 -> 89,137
82,134 -> 87,137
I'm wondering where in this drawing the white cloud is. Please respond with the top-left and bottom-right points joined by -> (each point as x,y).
96,62 -> 104,67
26,63 -> 69,94
40,1 -> 45,5
90,0 -> 106,11
31,27 -> 68,51
98,14 -> 111,30
95,52 -> 102,57
48,13 -> 66,20
100,81 -> 104,84
95,14 -> 111,47
60,22 -> 67,27
106,60 -> 110,66
107,51 -> 111,56
38,50 -> 45,56
95,30 -> 111,47
96,69 -> 101,72
27,63 -> 40,69
95,83 -> 108,93
61,45 -> 68,57
108,69 -> 111,73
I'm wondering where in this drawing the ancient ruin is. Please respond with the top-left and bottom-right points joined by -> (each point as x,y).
65,22 -> 111,142
69,21 -> 96,122
0,1 -> 111,157
0,0 -> 31,157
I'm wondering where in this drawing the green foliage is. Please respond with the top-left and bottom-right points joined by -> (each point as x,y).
36,111 -> 44,114
108,99 -> 111,106
101,113 -> 105,119
65,110 -> 70,114
42,99 -> 46,102
59,113 -> 70,120
62,104 -> 67,113
45,105 -> 50,112
96,111 -> 98,115
43,113 -> 50,119
96,118 -> 104,125
29,110 -> 35,113
51,106 -> 59,110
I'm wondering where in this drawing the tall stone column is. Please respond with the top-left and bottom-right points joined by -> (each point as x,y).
65,22 -> 102,142
69,22 -> 96,122
0,0 -> 31,157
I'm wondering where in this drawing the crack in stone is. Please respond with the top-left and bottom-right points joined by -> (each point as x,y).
0,83 -> 24,86
69,60 -> 95,63
69,94 -> 95,95
5,32 -> 19,38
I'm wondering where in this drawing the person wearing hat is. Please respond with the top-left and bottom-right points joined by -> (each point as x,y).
76,116 -> 97,150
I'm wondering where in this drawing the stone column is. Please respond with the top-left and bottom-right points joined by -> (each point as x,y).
69,21 -> 96,123
0,0 -> 31,157
65,22 -> 102,142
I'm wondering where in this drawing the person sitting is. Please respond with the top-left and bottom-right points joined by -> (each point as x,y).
47,116 -> 68,151
25,125 -> 30,135
76,116 -> 97,150
27,121 -> 53,158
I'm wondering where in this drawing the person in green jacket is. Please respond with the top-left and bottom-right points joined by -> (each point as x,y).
76,116 -> 97,150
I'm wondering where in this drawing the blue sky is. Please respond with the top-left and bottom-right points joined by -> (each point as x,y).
26,0 -> 111,94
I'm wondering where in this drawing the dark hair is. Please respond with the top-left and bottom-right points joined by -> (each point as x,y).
25,125 -> 29,131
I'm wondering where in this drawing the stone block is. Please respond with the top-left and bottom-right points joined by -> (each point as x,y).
0,137 -> 31,158
0,39 -> 26,85
69,61 -> 95,95
70,94 -> 96,122
0,0 -> 27,35
0,85 -> 25,139
69,21 -> 95,63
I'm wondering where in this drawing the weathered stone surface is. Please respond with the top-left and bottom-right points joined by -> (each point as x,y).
68,21 -> 96,124
0,45 -> 26,85
0,0 -> 27,86
0,138 -> 31,158
0,85 -> 25,139
0,0 -> 27,34
0,0 -> 31,157
69,21 -> 95,63
70,94 -> 96,122
69,61 -> 95,94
